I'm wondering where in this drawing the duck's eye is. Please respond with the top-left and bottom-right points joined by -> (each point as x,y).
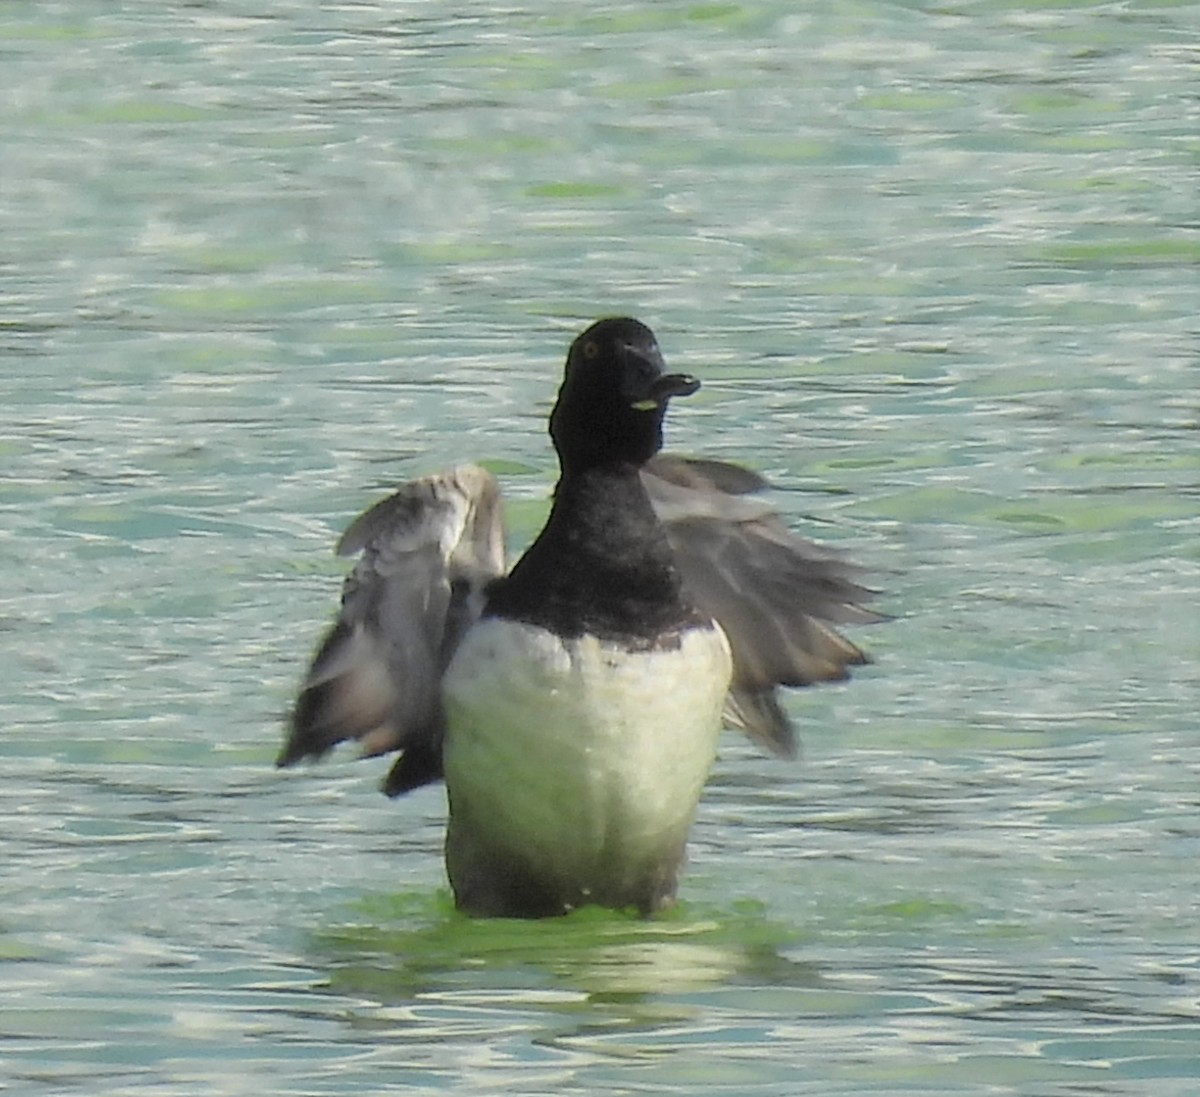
582,340 -> 599,360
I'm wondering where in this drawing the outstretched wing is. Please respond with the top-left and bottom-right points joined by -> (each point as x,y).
643,455 -> 882,758
278,464 -> 505,795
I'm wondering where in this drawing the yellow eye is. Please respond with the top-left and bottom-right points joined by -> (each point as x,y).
582,340 -> 599,360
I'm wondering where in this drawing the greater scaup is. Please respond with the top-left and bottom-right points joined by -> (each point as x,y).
279,318 -> 879,917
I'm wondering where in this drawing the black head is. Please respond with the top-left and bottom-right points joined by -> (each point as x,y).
549,318 -> 700,471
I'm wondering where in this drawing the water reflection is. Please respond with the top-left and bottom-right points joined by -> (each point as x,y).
313,895 -> 813,1001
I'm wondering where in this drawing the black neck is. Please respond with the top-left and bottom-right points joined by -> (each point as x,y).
485,463 -> 701,645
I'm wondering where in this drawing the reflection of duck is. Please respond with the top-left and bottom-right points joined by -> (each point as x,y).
278,318 -> 880,917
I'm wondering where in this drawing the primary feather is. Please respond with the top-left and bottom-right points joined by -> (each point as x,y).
280,464 -> 503,794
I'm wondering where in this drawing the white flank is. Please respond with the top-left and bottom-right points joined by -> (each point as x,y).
442,617 -> 733,904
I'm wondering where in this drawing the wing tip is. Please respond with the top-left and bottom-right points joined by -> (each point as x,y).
724,688 -> 800,759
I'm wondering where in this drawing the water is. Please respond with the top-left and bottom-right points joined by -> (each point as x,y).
2,2 -> 1198,1093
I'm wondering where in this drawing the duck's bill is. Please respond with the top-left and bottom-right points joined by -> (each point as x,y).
630,373 -> 701,411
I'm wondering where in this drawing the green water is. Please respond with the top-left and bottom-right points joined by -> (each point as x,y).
2,2 -> 1197,1094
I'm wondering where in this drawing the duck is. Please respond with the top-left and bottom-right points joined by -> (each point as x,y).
277,317 -> 880,917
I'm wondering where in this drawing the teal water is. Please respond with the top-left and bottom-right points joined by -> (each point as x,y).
2,2 -> 1198,1094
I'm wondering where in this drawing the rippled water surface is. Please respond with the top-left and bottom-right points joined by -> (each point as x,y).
3,2 -> 1198,1094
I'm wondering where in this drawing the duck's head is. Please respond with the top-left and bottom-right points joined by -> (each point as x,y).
550,318 -> 700,471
